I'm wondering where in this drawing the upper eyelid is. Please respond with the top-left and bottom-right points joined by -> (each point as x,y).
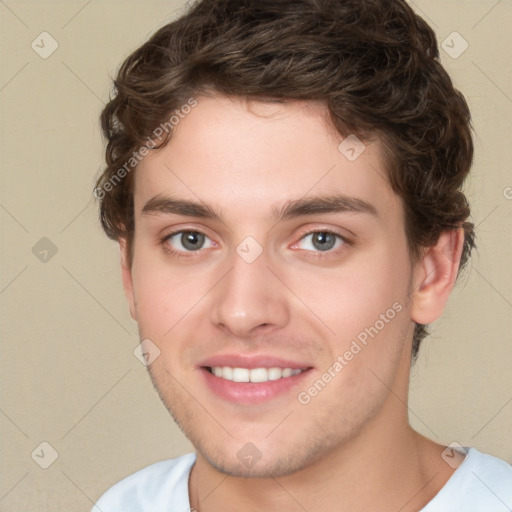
162,225 -> 216,240
162,227 -> 348,239
163,229 -> 215,244
162,230 -> 216,255
291,226 -> 352,243
290,230 -> 350,249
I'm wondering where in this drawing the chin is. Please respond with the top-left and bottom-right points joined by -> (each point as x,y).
189,426 -> 336,478
199,446 -> 315,478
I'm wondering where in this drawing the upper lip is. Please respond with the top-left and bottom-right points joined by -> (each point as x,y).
199,354 -> 312,370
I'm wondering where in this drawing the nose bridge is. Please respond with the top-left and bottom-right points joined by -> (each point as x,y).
210,247 -> 290,336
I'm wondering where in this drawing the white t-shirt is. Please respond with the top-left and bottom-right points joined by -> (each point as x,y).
92,448 -> 512,512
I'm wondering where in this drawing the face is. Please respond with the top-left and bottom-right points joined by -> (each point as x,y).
123,96 -> 418,477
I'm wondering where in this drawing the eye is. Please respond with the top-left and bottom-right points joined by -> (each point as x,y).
164,231 -> 214,252
296,231 -> 345,252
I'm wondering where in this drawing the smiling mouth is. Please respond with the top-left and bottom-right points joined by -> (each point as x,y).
206,366 -> 306,383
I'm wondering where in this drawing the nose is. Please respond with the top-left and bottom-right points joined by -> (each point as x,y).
209,249 -> 291,338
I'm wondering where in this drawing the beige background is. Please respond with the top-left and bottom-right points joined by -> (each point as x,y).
0,1 -> 511,510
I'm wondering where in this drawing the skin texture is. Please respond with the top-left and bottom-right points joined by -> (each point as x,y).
120,95 -> 465,511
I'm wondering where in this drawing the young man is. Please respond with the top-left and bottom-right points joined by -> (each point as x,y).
93,0 -> 511,510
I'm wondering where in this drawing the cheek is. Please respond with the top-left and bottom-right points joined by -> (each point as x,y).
130,247 -> 226,355
130,251 -> 201,336
331,250 -> 412,383
287,247 -> 413,406
285,244 -> 411,345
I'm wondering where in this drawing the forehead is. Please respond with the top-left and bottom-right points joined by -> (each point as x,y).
134,95 -> 399,221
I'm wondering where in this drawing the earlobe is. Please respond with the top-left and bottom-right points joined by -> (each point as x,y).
410,228 -> 465,325
119,238 -> 137,321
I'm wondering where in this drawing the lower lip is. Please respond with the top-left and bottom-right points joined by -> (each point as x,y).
201,367 -> 311,405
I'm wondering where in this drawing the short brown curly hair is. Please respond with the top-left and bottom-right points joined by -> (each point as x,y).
96,0 -> 475,359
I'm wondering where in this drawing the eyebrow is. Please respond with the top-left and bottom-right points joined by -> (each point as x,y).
141,194 -> 378,222
274,195 -> 378,222
142,195 -> 220,219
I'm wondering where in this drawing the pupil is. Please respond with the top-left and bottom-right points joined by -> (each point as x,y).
181,232 -> 204,251
313,232 -> 335,251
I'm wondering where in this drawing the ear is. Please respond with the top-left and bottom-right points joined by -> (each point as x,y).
410,228 -> 465,325
119,237 -> 137,321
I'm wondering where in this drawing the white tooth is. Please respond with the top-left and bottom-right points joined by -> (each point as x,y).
222,366 -> 233,380
212,366 -> 302,381
281,368 -> 293,378
232,367 -> 250,382
250,368 -> 268,382
268,367 -> 283,380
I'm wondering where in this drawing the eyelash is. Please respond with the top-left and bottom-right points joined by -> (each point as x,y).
292,230 -> 352,256
161,229 -> 352,258
161,230 -> 216,258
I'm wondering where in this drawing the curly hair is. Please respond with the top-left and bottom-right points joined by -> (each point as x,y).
96,0 -> 475,360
